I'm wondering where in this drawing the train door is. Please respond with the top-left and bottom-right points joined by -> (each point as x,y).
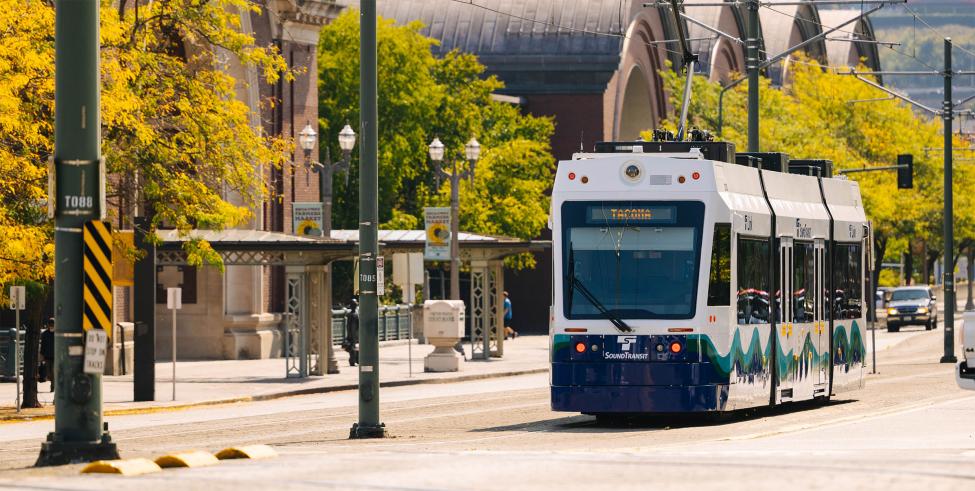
777,237 -> 795,400
815,239 -> 828,389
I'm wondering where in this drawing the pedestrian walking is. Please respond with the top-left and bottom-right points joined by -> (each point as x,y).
343,298 -> 359,367
503,291 -> 518,339
39,317 -> 55,392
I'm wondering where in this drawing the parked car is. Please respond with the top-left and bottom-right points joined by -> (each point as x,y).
886,286 -> 939,332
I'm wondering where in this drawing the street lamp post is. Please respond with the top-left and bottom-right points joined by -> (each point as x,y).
428,137 -> 480,301
299,123 -> 356,235
298,123 -> 355,375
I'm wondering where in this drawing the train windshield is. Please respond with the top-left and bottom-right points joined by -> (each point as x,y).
561,201 -> 705,320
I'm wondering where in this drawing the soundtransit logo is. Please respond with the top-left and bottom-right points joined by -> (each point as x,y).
604,335 -> 648,360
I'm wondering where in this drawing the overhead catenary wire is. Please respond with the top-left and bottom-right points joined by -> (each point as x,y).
901,3 -> 975,60
760,3 -> 942,73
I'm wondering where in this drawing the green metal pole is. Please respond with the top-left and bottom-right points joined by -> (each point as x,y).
746,0 -> 760,152
942,37 -> 958,364
37,0 -> 119,466
350,0 -> 386,439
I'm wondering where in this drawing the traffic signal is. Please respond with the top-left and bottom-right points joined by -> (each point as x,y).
897,154 -> 913,189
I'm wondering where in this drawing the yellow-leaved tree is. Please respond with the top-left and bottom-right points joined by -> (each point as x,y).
650,58 -> 975,286
0,0 -> 291,287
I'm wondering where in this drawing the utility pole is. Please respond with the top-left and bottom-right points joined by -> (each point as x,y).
746,0 -> 760,152
349,0 -> 386,439
942,38 -> 957,364
36,0 -> 119,466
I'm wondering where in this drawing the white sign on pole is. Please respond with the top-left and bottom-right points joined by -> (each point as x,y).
424,207 -> 451,260
8,285 -> 25,311
393,253 -> 424,304
83,329 -> 108,374
167,287 -> 182,310
376,256 -> 385,296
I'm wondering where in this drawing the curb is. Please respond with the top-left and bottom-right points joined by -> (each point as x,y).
0,367 -> 549,423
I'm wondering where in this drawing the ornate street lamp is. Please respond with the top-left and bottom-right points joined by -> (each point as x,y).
429,136 -> 480,302
301,123 -> 356,235
299,122 -> 355,375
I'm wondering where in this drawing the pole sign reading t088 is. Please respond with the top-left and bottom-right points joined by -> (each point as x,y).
48,157 -> 106,219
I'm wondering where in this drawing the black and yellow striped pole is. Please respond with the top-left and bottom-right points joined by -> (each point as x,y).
36,0 -> 119,466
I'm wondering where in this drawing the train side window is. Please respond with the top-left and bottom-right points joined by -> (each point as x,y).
707,224 -> 732,306
832,243 -> 863,320
793,242 -> 816,323
737,238 -> 770,324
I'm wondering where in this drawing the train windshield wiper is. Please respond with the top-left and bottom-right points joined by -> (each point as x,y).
566,247 -> 632,333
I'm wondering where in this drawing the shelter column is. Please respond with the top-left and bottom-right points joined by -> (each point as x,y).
490,259 -> 505,358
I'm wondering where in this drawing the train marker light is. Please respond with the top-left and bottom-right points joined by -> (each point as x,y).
692,171 -> 701,180
678,175 -> 686,183
669,342 -> 683,354
581,176 -> 589,184
568,172 -> 576,180
655,344 -> 664,352
575,342 -> 586,353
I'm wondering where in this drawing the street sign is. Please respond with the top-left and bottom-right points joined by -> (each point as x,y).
83,329 -> 108,375
8,286 -> 25,311
83,220 -> 113,339
377,256 -> 385,296
424,207 -> 450,260
293,202 -> 324,237
392,253 -> 424,304
167,287 -> 182,310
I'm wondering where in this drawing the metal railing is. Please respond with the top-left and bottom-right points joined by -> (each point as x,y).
331,305 -> 414,344
0,328 -> 25,380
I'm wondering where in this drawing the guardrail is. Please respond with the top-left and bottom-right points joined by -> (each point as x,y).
331,305 -> 415,344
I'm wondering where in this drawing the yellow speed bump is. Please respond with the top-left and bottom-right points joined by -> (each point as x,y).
81,458 -> 162,476
154,450 -> 220,468
215,444 -> 277,460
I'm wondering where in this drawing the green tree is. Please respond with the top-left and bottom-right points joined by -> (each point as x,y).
318,10 -> 554,251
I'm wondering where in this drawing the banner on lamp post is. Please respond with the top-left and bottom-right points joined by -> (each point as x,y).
293,202 -> 324,237
424,207 -> 451,261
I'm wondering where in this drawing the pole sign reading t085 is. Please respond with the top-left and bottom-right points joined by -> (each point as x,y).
48,157 -> 106,219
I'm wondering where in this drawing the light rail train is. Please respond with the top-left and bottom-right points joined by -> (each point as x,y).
550,140 -> 869,416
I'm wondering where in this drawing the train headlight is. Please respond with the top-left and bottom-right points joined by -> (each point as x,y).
621,161 -> 644,183
887,308 -> 899,315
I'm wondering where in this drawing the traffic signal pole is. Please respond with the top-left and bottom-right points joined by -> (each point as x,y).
36,0 -> 119,466
349,0 -> 386,439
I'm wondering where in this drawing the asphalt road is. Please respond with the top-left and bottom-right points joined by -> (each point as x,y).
0,321 -> 970,491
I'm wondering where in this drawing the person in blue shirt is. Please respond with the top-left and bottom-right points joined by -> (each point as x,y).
503,291 -> 517,339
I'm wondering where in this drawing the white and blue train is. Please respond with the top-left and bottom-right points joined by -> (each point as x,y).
550,141 -> 869,415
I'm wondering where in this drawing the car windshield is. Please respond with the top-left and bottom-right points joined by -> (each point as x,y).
561,201 -> 705,319
891,289 -> 929,301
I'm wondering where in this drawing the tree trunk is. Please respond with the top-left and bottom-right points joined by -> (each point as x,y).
904,250 -> 913,285
922,242 -> 929,285
20,285 -> 49,409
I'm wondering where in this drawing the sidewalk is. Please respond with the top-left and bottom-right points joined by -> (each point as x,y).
0,335 -> 550,422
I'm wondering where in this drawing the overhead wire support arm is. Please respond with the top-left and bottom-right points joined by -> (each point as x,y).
680,13 -> 743,45
716,3 -> 886,135
840,69 -> 942,115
